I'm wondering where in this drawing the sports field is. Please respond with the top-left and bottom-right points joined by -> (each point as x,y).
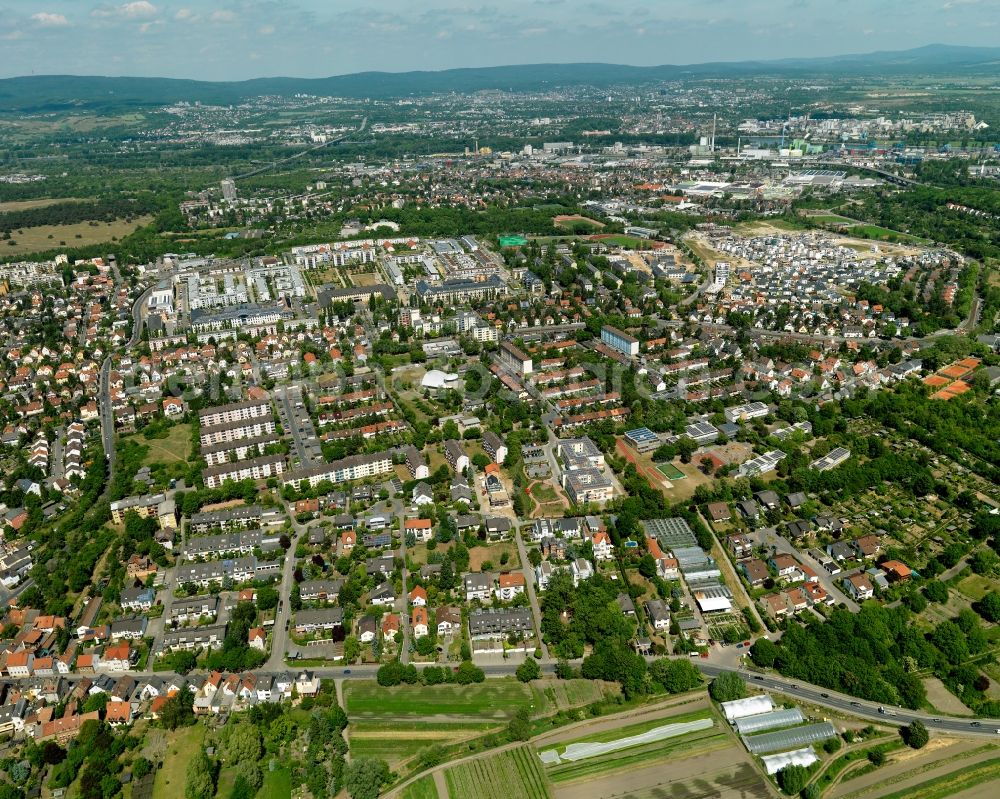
657,462 -> 686,480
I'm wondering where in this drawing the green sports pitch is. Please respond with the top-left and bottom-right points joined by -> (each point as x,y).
656,463 -> 686,480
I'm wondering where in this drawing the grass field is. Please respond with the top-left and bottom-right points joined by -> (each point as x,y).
2,215 -> 153,256
0,197 -> 84,212
657,462 -> 686,480
956,574 -> 994,601
468,542 -> 520,572
845,224 -> 930,245
445,746 -> 552,799
151,725 -> 205,799
553,215 -> 605,231
124,424 -> 193,466
345,679 -> 535,720
401,775 -> 440,799
257,766 -> 291,799
589,234 -> 649,248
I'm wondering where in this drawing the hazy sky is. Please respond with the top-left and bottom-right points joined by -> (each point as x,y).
1,0 -> 998,80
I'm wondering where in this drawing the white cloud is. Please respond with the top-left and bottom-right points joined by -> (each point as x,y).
120,2 -> 158,18
175,8 -> 195,20
210,10 -> 237,23
31,12 -> 70,27
259,24 -> 275,35
1,29 -> 25,40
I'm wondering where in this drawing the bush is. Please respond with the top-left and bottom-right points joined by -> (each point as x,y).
867,749 -> 885,766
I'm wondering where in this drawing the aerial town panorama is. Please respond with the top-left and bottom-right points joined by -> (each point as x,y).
0,4 -> 999,799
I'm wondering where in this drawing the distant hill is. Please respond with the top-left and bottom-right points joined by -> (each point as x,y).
1,44 -> 999,114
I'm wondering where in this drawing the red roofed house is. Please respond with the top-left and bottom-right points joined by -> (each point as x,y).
404,518 -> 433,543
592,531 -> 614,561
248,627 -> 267,651
496,572 -> 526,601
408,585 -> 427,607
105,701 -> 133,726
411,606 -> 428,638
102,642 -> 133,672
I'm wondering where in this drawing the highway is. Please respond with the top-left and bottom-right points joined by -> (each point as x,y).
14,652 -> 999,738
698,663 -> 1000,738
231,116 -> 368,181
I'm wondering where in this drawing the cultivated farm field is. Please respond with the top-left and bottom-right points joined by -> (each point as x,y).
444,745 -> 552,799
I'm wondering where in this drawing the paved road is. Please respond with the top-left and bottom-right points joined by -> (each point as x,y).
98,284 -> 153,485
700,663 -> 1000,738
399,505 -> 411,665
754,526 -> 859,612
264,504 -> 309,671
514,527 -> 549,661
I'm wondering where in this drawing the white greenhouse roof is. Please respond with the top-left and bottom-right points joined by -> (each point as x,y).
761,747 -> 818,775
721,694 -> 773,721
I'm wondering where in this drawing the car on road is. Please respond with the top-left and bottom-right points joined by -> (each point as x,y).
971,721 -> 981,727
820,693 -> 829,698
343,669 -> 352,675
850,701 -> 862,707
753,676 -> 764,681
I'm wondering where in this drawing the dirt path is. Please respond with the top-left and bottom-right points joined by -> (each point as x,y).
336,680 -> 351,763
432,770 -> 448,799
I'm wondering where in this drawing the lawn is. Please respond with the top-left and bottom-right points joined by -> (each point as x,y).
401,775 -> 440,799
956,574 -> 994,602
345,679 -> 535,720
124,423 -> 193,466
2,215 -> 153,256
469,542 -> 520,572
445,746 -> 552,799
528,483 -> 560,503
257,765 -> 291,798
151,725 -> 205,799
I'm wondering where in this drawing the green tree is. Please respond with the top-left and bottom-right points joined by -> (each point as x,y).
226,722 -> 261,763
233,761 -> 263,792
976,591 -> 1000,622
649,658 -> 702,694
923,581 -> 949,603
516,657 -> 541,683
902,719 -> 929,749
777,764 -> 808,795
507,707 -> 532,742
184,752 -> 214,799
709,671 -> 747,703
343,757 -> 390,799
